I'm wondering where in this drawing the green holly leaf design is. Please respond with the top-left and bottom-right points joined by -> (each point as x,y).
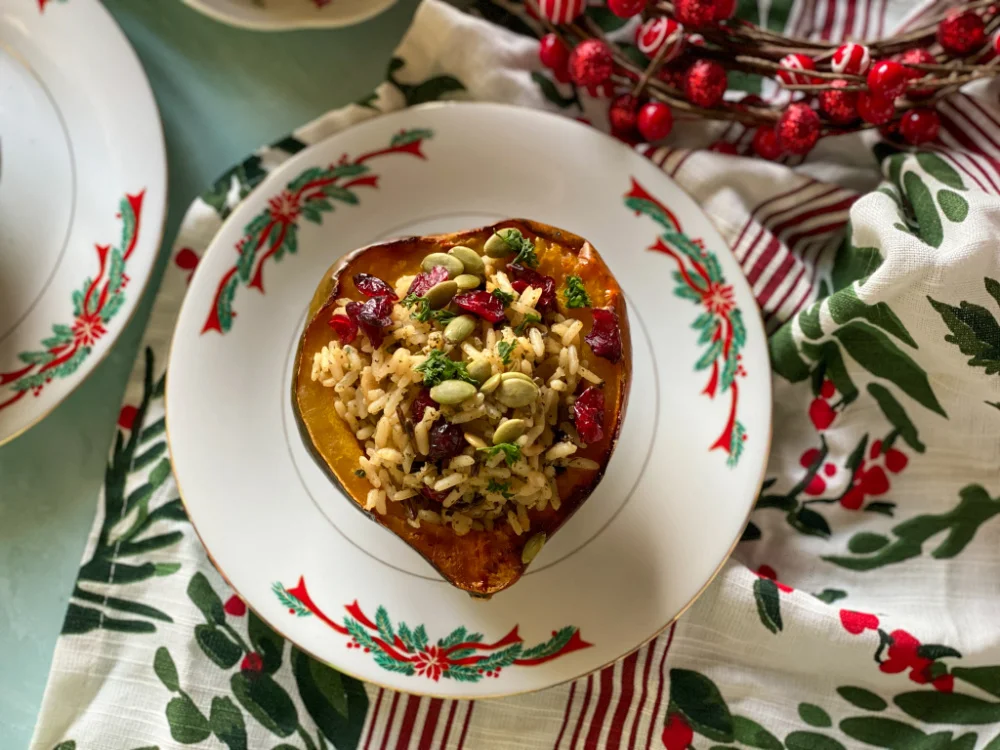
937,189 -> 969,222
800,341 -> 859,405
292,647 -> 369,748
868,383 -> 926,453
731,715 -> 782,750
916,644 -> 962,660
813,589 -> 847,605
831,228 -> 883,291
210,696 -> 247,750
837,685 -> 888,711
928,278 -> 1000,377
406,75 -> 466,106
770,323 -> 810,382
784,731 -> 846,750
230,671 -> 298,738
839,717 -> 927,746
669,669 -> 735,742
798,703 -> 831,728
789,507 -> 831,538
519,626 -> 576,661
753,578 -> 782,634
390,128 -> 433,148
154,647 -> 181,692
952,666 -> 1000,698
195,624 -> 242,669
827,285 -> 916,348
166,694 -> 212,744
902,171 -> 943,247
187,572 -> 225,625
833,321 -> 947,417
848,532 -> 889,554
248,611 -> 285,675
895,691 -> 1000,724
740,521 -> 761,542
917,152 -> 965,190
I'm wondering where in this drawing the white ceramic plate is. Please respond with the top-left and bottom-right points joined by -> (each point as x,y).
167,103 -> 771,697
182,0 -> 397,30
0,0 -> 166,445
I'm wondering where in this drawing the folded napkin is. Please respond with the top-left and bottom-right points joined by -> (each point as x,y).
32,1 -> 1000,748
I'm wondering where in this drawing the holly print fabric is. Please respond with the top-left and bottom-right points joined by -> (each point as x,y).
30,1 -> 1000,748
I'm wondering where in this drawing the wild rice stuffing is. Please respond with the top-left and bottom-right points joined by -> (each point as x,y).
311,229 -> 619,537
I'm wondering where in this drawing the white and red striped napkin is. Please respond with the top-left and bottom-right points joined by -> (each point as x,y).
32,1 -> 1000,748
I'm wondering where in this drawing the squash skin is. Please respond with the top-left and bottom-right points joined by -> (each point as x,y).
293,220 -> 631,597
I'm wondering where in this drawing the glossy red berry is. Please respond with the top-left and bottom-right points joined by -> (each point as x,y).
867,60 -> 908,101
539,34 -> 570,70
752,126 -> 784,160
937,9 -> 986,56
900,108 -> 940,145
608,94 -> 640,135
896,48 -> 936,99
831,42 -> 871,76
607,0 -> 646,18
818,80 -> 859,125
777,103 -> 821,155
568,39 -> 614,87
684,59 -> 728,107
638,101 -> 674,141
714,0 -> 737,20
857,91 -> 895,125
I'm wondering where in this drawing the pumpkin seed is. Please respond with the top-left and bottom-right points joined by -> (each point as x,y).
521,533 -> 546,565
500,371 -> 534,384
479,373 -> 502,394
430,379 -> 477,405
484,228 -> 520,258
492,419 -> 528,445
454,273 -> 482,290
448,246 -> 485,276
421,252 -> 464,278
424,280 -> 458,309
444,314 -> 476,344
463,432 -> 488,450
467,357 -> 492,383
495,378 -> 539,408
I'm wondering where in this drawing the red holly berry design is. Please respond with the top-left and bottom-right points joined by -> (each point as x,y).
880,629 -> 955,693
224,595 -> 247,616
799,447 -> 837,495
241,652 -> 264,672
839,609 -> 880,634
809,398 -> 836,430
841,452 -> 893,510
661,713 -> 694,750
756,565 -> 792,593
117,405 -> 138,431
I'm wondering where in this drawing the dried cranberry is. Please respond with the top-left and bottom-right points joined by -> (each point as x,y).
406,265 -> 449,298
411,389 -> 436,422
328,314 -> 358,344
584,308 -> 623,363
427,421 -> 465,461
453,291 -> 507,323
506,264 -> 557,309
356,296 -> 394,348
573,387 -> 605,444
353,273 -> 398,301
421,486 -> 450,503
345,301 -> 363,322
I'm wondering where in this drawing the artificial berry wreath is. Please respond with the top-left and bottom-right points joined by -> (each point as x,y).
513,0 -> 1000,158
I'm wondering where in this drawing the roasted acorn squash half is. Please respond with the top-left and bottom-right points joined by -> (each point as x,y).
293,220 -> 631,597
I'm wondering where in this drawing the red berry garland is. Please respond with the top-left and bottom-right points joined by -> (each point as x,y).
608,94 -> 640,134
831,43 -> 871,76
684,59 -> 727,107
777,103 -> 821,155
539,34 -> 569,71
673,0 -> 717,27
897,48 -> 936,99
867,60 -> 908,101
714,0 -> 736,21
818,80 -> 859,125
937,9 -> 986,56
637,17 -> 685,62
777,53 -> 816,85
752,126 -> 784,160
638,101 -> 674,140
569,39 -> 614,87
607,0 -> 646,19
536,0 -> 585,24
857,91 -> 895,125
900,108 -> 940,144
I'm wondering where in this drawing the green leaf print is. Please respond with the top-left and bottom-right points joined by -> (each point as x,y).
837,686 -> 888,711
952,667 -> 1000,698
231,672 -> 298,738
839,716 -> 928,747
827,286 -> 917,348
753,578 -> 782,634
800,341 -> 859,405
790,506 -> 831,538
831,238 -> 882,292
833,321 -> 946,417
928,279 -> 1000,377
166,694 -> 212,744
210,696 -> 248,750
916,152 -> 966,190
769,323 -> 810,382
195,624 -> 242,669
669,669 -> 734,742
848,532 -> 889,553
732,715 -> 782,750
385,56 -> 466,107
868,383 -> 926,453
188,572 -> 226,625
785,731 -> 846,750
902,171 -> 943,247
154,646 -> 180,692
798,703 -> 831,728
937,190 -> 969,222
895,691 -> 1000,724
249,612 -> 285,675
53,743 -> 76,750
814,589 -> 847,604
292,647 -> 369,749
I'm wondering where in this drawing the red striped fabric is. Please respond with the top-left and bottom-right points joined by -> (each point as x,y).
605,651 -> 640,749
645,625 -> 677,750
416,698 -> 443,749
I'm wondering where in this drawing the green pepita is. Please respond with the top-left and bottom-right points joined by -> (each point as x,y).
467,357 -> 493,383
454,273 -> 482,291
444,315 -> 476,344
448,246 -> 485,276
493,419 -> 528,445
480,373 -> 502,394
421,252 -> 464,278
430,379 -> 477,405
495,377 -> 539,408
484,229 -> 519,258
500,371 -> 534,384
521,533 -> 546,565
424,280 -> 458,309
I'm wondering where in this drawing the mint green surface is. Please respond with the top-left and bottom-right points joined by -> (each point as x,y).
0,1 -> 428,743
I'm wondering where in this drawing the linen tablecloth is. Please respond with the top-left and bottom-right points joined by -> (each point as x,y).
31,1 -> 1000,747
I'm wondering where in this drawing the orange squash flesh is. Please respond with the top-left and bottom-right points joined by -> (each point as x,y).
293,220 -> 631,597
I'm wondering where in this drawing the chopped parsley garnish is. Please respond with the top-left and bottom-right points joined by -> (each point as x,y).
479,443 -> 522,466
354,469 -> 366,477
415,350 -> 477,387
564,275 -> 591,308
486,480 -> 513,499
491,289 -> 516,305
402,293 -> 456,324
514,313 -> 542,335
497,340 -> 517,366
500,229 -> 538,268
